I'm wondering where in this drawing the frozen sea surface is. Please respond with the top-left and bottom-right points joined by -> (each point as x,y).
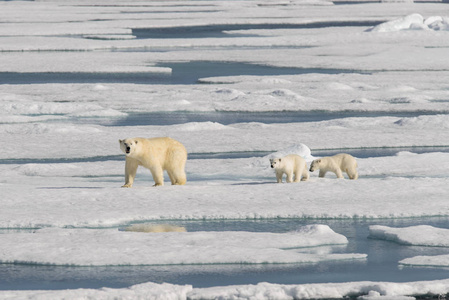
2,0 -> 449,299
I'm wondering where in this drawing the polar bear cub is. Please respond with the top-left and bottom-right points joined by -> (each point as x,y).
309,153 -> 358,180
270,154 -> 309,183
119,137 -> 187,187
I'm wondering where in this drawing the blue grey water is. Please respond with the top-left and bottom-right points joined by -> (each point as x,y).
131,21 -> 382,39
0,61 -> 370,85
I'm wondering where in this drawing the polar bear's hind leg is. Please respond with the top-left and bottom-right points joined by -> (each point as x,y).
170,168 -> 186,185
293,164 -> 300,182
301,162 -> 309,181
347,168 -> 358,180
293,164 -> 304,182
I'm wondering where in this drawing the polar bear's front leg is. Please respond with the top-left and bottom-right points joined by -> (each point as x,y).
123,157 -> 139,188
275,170 -> 283,183
285,171 -> 294,183
318,169 -> 327,178
150,166 -> 164,186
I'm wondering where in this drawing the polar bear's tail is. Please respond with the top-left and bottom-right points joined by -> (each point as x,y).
122,224 -> 187,233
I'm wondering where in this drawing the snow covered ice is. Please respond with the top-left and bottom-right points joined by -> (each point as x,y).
0,225 -> 364,266
2,0 -> 449,299
369,225 -> 449,247
368,13 -> 449,32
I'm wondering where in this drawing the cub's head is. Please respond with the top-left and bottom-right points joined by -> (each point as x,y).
119,138 -> 140,157
269,158 -> 282,169
309,159 -> 322,172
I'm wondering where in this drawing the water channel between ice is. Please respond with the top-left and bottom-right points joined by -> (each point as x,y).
89,110 -> 449,127
0,61 -> 372,85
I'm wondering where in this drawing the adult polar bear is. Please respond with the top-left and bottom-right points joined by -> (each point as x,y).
119,137 -> 187,187
309,153 -> 358,180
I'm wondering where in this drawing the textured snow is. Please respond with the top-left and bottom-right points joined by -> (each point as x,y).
189,280 -> 449,300
368,13 -> 449,32
3,279 -> 449,300
0,282 -> 192,300
2,152 -> 449,228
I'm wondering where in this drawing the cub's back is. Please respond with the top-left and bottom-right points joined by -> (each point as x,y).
332,153 -> 355,166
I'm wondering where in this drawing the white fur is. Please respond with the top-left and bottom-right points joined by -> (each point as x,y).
270,154 -> 309,183
309,153 -> 358,180
123,224 -> 187,233
119,137 -> 187,187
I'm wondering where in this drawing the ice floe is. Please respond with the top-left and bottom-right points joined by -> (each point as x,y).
2,163 -> 449,228
400,254 -> 449,268
0,225 -> 363,266
0,282 -> 192,300
369,225 -> 449,269
369,225 -> 449,247
368,14 -> 449,32
189,280 -> 449,300
3,279 -> 449,300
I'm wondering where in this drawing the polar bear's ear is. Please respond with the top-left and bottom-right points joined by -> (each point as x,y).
119,139 -> 123,144
279,158 -> 281,162
135,140 -> 138,144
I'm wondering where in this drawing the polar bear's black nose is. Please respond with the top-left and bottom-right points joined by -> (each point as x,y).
126,146 -> 131,153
